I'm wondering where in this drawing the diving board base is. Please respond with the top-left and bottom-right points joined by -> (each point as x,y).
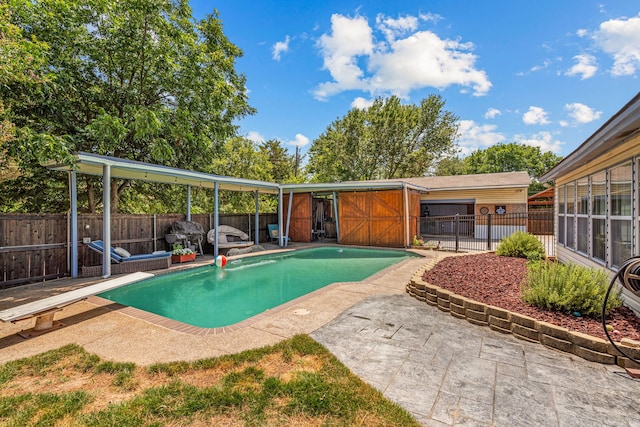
18,321 -> 67,339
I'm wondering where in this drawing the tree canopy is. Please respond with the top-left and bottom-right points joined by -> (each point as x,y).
1,0 -> 254,212
306,95 -> 458,182
434,142 -> 563,195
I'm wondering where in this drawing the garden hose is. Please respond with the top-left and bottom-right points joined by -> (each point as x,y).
602,256 -> 640,365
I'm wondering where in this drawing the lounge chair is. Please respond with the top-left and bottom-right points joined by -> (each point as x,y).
206,225 -> 254,252
267,224 -> 290,243
83,240 -> 171,277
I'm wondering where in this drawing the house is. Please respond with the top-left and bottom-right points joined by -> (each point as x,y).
540,92 -> 640,314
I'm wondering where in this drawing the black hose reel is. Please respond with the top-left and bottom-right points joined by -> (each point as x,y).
602,256 -> 640,370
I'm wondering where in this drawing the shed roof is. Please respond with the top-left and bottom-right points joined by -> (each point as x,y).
540,92 -> 640,182
362,171 -> 531,191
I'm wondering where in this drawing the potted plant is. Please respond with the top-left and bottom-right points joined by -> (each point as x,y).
171,245 -> 196,263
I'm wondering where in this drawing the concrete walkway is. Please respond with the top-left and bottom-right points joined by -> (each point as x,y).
311,294 -> 640,427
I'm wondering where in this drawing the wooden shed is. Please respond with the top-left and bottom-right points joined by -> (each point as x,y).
281,183 -> 425,248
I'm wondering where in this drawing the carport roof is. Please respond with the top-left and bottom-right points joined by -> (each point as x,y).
45,152 -> 430,194
46,152 -> 282,194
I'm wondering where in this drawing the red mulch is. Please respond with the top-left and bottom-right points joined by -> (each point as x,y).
422,252 -> 640,341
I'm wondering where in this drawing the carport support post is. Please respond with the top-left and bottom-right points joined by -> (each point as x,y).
186,185 -> 191,221
102,164 -> 111,278
69,171 -> 78,278
213,182 -> 219,257
285,189 -> 293,248
333,192 -> 339,243
277,188 -> 283,247
254,191 -> 260,245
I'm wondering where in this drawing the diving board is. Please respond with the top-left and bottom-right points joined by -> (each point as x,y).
0,271 -> 153,338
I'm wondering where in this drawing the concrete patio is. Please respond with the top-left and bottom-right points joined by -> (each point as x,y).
1,248 -> 639,426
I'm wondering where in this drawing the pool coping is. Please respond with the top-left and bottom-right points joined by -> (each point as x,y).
86,246 -> 424,336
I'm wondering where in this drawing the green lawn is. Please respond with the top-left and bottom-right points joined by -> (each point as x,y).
0,335 -> 420,426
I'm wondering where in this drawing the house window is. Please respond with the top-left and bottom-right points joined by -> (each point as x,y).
557,185 -> 565,246
610,162 -> 632,268
576,178 -> 589,254
565,182 -> 575,250
591,171 -> 606,262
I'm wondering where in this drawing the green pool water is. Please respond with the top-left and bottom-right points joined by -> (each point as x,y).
98,247 -> 419,328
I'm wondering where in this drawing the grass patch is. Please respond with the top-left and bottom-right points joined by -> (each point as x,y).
0,335 -> 419,426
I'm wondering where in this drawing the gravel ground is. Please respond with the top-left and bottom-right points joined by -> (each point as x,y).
422,252 -> 640,341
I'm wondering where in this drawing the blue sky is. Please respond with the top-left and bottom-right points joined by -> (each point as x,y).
190,1 -> 640,160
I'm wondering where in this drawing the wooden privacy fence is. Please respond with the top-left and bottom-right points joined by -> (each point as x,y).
0,212 -> 277,289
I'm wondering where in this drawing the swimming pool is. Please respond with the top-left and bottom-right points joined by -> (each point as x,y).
98,247 -> 419,328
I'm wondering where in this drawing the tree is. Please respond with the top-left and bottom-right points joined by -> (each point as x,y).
463,142 -> 561,178
259,139 -> 296,183
433,155 -> 466,176
1,0 -> 254,213
307,95 -> 458,182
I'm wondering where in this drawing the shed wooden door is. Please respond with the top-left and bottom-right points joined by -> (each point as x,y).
283,193 -> 312,242
338,192 -> 370,245
338,190 -> 407,247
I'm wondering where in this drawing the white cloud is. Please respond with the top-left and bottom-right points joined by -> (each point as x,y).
565,102 -> 602,123
314,14 -> 374,99
576,28 -> 588,37
530,59 -> 551,72
351,97 -> 374,109
456,120 -> 506,156
593,15 -> 640,76
514,131 -> 563,154
419,12 -> 443,24
565,54 -> 598,79
272,36 -> 290,61
246,131 -> 265,143
289,133 -> 310,147
375,14 -> 419,42
313,13 -> 491,100
484,108 -> 501,119
522,106 -> 550,125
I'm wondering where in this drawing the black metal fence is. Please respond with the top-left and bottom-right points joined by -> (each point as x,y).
419,211 -> 555,256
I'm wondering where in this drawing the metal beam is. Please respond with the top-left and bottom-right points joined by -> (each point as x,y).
213,182 -> 219,257
186,185 -> 191,221
69,171 -> 78,278
285,189 -> 293,248
333,192 -> 340,243
254,191 -> 260,245
102,164 -> 111,278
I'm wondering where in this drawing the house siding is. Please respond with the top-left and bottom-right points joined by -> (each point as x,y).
554,133 -> 640,314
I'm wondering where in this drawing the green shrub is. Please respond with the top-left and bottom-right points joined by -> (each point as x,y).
496,231 -> 546,260
522,261 -> 623,317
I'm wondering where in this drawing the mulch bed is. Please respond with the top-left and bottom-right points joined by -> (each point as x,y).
422,252 -> 640,341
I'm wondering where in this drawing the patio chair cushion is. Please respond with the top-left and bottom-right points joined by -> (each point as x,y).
114,247 -> 131,258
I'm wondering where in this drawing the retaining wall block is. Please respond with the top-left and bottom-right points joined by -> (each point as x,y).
539,334 -> 574,353
465,308 -> 488,326
488,315 -> 512,334
464,299 -> 487,313
574,345 -> 616,364
572,332 -> 611,354
537,321 -> 573,342
612,343 -> 640,369
510,312 -> 539,343
449,295 -> 467,319
486,305 -> 510,320
436,289 -> 452,312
